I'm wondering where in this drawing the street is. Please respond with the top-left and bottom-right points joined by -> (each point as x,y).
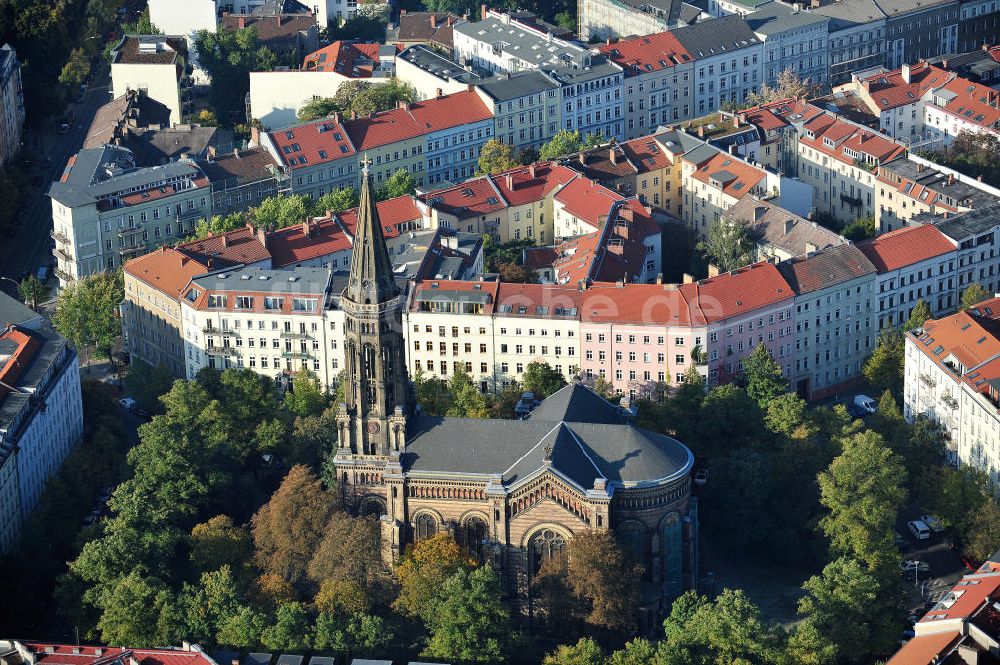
0,62 -> 113,293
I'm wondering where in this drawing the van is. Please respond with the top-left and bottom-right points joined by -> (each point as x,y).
908,520 -> 931,540
36,264 -> 49,282
854,394 -> 878,414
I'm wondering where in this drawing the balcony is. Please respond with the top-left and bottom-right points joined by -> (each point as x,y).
202,326 -> 238,336
50,229 -> 69,244
119,240 -> 147,255
54,247 -> 73,262
839,192 -> 863,209
206,346 -> 237,357
54,267 -> 75,283
118,226 -> 144,238
279,331 -> 313,340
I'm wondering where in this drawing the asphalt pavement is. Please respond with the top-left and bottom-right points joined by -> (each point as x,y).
0,63 -> 113,293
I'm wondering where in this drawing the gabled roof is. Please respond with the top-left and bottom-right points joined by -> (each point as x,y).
16,643 -> 220,665
266,117 -> 357,170
598,31 -> 692,74
422,175 -> 508,219
933,75 -> 1000,133
124,246 -> 209,298
776,244 -> 876,294
688,151 -> 766,198
489,162 -> 578,207
396,11 -> 459,47
799,112 -> 906,168
671,14 -> 760,60
345,89 -> 492,150
177,225 -> 272,267
857,225 -> 955,272
858,62 -> 953,110
303,41 -> 382,76
554,177 -> 624,229
729,194 -> 846,257
679,261 -> 793,323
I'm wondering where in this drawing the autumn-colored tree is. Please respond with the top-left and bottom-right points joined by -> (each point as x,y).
478,138 -> 520,175
393,532 -> 475,621
306,512 -> 383,587
562,530 -> 643,632
190,515 -> 253,575
252,465 -> 337,587
314,578 -> 370,616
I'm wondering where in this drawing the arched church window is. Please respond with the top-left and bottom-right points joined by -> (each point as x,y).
530,528 -> 566,574
661,513 -> 683,599
415,513 -> 437,542
618,521 -> 647,564
461,516 -> 488,561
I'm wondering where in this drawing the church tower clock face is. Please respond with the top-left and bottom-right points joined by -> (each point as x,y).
367,421 -> 381,434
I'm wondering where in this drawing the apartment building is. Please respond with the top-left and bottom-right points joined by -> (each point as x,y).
198,147 -> 282,216
776,244 -> 877,400
578,0 -> 706,41
680,144 -> 768,235
673,15 -> 764,117
922,72 -> 1000,146
475,70 -> 562,149
0,294 -> 82,553
745,3 -> 830,86
957,0 -> 1000,53
795,111 -> 907,223
812,0 -> 886,85
875,155 -> 999,233
122,226 -> 271,373
552,175 -> 626,238
452,9 -> 587,74
728,194 -> 846,262
148,0 -> 218,37
392,11 -> 461,53
48,146 -> 213,283
547,56 -> 625,141
928,44 -> 1000,85
0,44 -> 23,167
881,0 -> 959,69
599,31 -> 695,138
179,266 -> 347,388
259,114 -> 359,199
394,45 -> 482,100
904,297 -> 1000,478
111,36 -> 190,126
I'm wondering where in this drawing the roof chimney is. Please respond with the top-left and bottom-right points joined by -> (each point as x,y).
430,13 -> 437,27
505,173 -> 513,190
435,87 -> 443,97
682,272 -> 695,283
610,148 -> 617,164
901,63 -> 911,84
237,16 -> 246,28
783,218 -> 793,235
578,151 -> 586,165
529,163 -> 537,178
481,3 -> 487,19
917,163 -> 925,172
707,263 -> 721,278
256,226 -> 267,247
697,125 -> 705,138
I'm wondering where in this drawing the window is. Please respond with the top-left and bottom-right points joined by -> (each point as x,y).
414,514 -> 437,541
264,297 -> 283,310
236,296 -> 253,309
530,529 -> 566,574
292,298 -> 317,311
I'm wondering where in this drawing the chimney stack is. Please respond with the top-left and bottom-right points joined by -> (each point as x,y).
697,125 -> 705,138
481,3 -> 488,19
728,143 -> 738,155
947,173 -> 955,186
505,173 -> 513,190
682,272 -> 694,283
901,63 -> 911,84
707,263 -> 721,278
430,13 -> 437,27
435,87 -> 443,97
609,147 -> 617,163
529,163 -> 537,177
237,16 -> 246,28
578,151 -> 586,165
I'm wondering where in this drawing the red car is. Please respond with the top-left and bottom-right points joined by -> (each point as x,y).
961,556 -> 980,571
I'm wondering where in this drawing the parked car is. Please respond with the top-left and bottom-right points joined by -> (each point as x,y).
920,514 -> 945,532
57,122 -> 69,134
854,394 -> 878,414
118,397 -> 137,411
908,519 -> 931,540
899,560 -> 930,573
693,469 -> 709,486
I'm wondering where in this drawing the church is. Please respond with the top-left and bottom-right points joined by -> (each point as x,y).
331,164 -> 700,611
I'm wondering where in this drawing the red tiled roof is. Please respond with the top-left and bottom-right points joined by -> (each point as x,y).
267,117 -> 357,170
115,176 -> 210,208
621,136 -> 673,173
489,162 -> 578,207
422,176 -> 507,219
857,225 -> 955,272
221,13 -> 316,43
552,200 -> 658,284
522,245 -> 559,269
494,282 -> 587,318
267,217 -> 353,268
920,575 -> 1000,623
579,283 -> 694,325
0,326 -> 40,403
411,279 -> 501,313
21,643 -> 217,665
177,225 -> 272,267
884,632 -> 962,665
345,90 -> 492,150
124,246 -> 209,298
599,31 -> 692,74
679,261 -> 793,324
554,177 -> 624,229
689,152 -> 766,198
304,41 -> 382,76
859,63 -> 953,110
935,76 -> 1000,133
800,113 -> 906,168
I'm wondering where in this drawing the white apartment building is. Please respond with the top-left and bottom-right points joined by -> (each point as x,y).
0,44 -> 23,167
904,298 -> 1000,478
453,9 -> 587,75
179,266 -> 347,390
48,146 -> 213,283
746,4 -> 830,87
148,0 -> 218,37
776,244 -> 878,400
0,295 -> 83,553
111,36 -> 189,127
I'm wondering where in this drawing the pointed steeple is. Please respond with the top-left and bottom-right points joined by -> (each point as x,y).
345,160 -> 399,306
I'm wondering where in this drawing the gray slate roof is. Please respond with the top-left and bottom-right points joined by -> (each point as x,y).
729,194 -> 846,258
671,14 -> 760,58
403,384 -> 692,490
477,69 -> 559,102
191,266 -> 332,294
776,243 -> 877,294
453,15 -> 587,67
934,203 -> 1000,242
398,44 -> 481,84
745,3 -> 829,35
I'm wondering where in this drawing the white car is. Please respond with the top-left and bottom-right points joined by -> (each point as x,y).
899,560 -> 930,573
118,397 -> 137,411
854,394 -> 878,414
920,514 -> 945,532
908,520 -> 931,540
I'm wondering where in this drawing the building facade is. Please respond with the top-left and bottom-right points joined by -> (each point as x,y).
111,36 -> 189,126
0,44 -> 23,167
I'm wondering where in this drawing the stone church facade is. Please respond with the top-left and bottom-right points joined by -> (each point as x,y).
332,165 -> 699,610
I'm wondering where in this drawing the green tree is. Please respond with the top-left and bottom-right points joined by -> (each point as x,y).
122,8 -> 163,35
306,512 -> 382,589
538,130 -> 603,160
313,611 -> 395,655
59,47 -> 90,87
377,168 -> 416,200
125,361 -> 175,413
414,369 -> 453,416
217,605 -> 267,648
522,361 -> 568,399
863,327 -> 905,399
554,11 -> 576,31
261,602 -> 314,651
315,188 -> 359,215
964,498 -> 1000,562
297,97 -> 340,122
52,271 -> 125,359
177,565 -> 248,647
190,516 -> 253,576
350,78 -> 418,116
706,448 -> 775,551
422,565 -> 512,663
192,212 -> 245,240
252,465 -> 337,587
696,219 -> 756,273
764,391 -> 808,437
693,384 -> 765,458
497,262 -> 537,282
841,215 -> 877,241
818,430 -> 907,570
930,465 -> 991,535
544,638 -> 605,665
252,194 -> 311,230
195,26 -> 274,124
394,532 -> 474,621
741,343 -> 787,408
961,283 -> 991,311
17,275 -> 48,310
284,369 -> 329,417
94,571 -> 180,647
904,299 -> 933,331
608,639 -> 659,665
478,138 -> 521,174
791,555 -> 905,663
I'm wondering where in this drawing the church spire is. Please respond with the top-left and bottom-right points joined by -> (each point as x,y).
345,158 -> 399,306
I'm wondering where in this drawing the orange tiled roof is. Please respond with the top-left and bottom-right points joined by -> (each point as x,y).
859,63 -> 953,110
345,90 -> 492,150
124,246 -> 209,298
0,326 -> 40,404
857,225 -> 955,272
554,177 -> 624,229
679,261 -> 793,324
177,225 -> 272,267
489,162 -> 578,207
885,631 -> 962,665
599,31 -> 692,74
303,41 -> 382,76
267,116 -> 357,170
934,76 -> 1000,132
689,152 -> 766,199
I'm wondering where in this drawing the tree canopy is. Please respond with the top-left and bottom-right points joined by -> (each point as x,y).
696,219 -> 756,273
52,270 -> 125,358
478,138 -> 521,175
539,130 -> 604,160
